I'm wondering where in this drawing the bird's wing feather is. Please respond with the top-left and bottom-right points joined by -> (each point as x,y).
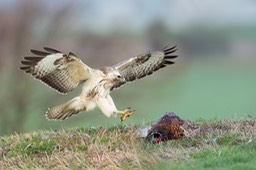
20,47 -> 92,94
112,45 -> 178,90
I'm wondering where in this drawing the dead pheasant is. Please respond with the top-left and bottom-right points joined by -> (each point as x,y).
146,112 -> 192,143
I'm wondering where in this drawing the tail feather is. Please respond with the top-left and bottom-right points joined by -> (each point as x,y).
46,97 -> 85,120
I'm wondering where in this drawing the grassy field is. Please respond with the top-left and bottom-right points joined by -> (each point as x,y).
1,118 -> 256,169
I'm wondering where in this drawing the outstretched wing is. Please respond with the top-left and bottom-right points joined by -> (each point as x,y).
20,47 -> 92,94
112,45 -> 178,90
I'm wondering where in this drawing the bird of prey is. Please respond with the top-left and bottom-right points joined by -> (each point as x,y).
20,45 -> 178,121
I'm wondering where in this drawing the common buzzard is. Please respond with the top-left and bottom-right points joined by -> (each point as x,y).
20,45 -> 178,121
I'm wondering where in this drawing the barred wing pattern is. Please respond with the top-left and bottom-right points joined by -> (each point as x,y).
112,45 -> 178,90
20,47 -> 92,94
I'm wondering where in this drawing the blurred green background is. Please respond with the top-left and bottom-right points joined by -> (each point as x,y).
0,0 -> 255,136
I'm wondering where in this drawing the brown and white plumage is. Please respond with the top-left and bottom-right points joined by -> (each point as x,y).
112,45 -> 177,90
20,47 -> 92,94
20,45 -> 178,121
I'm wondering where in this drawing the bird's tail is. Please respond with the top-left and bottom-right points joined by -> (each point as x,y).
46,97 -> 85,120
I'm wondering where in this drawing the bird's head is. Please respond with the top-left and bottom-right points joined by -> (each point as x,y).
100,67 -> 125,83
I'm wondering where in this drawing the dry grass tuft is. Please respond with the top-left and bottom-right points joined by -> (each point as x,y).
0,119 -> 256,169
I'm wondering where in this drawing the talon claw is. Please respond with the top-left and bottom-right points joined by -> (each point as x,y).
118,108 -> 134,122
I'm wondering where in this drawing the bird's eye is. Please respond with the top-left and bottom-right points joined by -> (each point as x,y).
117,75 -> 122,78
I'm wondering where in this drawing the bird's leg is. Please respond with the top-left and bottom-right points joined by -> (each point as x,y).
115,108 -> 134,122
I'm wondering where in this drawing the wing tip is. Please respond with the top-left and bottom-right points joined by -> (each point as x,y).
30,49 -> 51,56
164,60 -> 175,65
43,47 -> 62,53
163,44 -> 178,59
163,45 -> 178,54
20,60 -> 32,65
19,66 -> 30,71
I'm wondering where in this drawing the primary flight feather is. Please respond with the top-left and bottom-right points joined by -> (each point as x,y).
20,45 -> 178,121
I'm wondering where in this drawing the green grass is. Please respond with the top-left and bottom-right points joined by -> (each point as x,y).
1,119 -> 256,169
154,144 -> 256,170
11,137 -> 55,157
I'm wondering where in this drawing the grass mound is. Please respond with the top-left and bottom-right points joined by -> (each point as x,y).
0,119 -> 256,169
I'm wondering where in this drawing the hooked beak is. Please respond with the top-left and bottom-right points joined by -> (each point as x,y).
117,75 -> 126,82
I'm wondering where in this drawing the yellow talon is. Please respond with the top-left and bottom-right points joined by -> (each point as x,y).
121,109 -> 134,122
116,108 -> 134,122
